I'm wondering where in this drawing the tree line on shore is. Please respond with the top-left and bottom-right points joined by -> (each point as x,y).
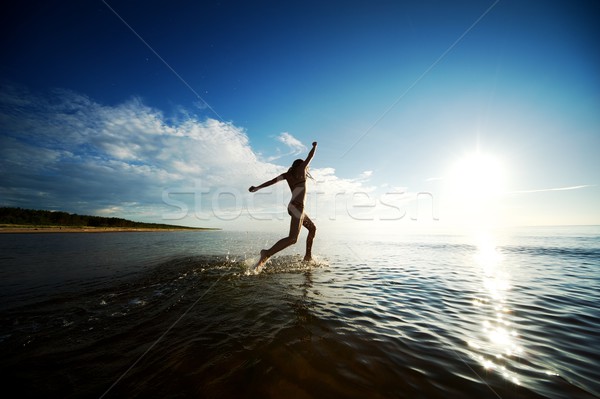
0,207 -> 201,229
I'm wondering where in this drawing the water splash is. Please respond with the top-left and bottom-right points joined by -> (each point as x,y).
243,254 -> 328,276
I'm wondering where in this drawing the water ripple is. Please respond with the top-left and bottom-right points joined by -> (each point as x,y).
1,231 -> 599,398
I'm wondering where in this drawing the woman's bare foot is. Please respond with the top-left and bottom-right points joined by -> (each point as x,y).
255,249 -> 269,270
303,255 -> 312,262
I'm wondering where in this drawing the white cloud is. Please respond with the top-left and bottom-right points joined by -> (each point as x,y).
0,86 -> 269,220
357,170 -> 373,180
2,85 -> 417,230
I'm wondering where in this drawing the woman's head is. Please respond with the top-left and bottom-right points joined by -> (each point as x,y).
288,158 -> 314,181
288,159 -> 304,177
291,159 -> 303,169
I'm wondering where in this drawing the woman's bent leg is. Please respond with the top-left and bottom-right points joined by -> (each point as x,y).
257,213 -> 302,267
302,214 -> 316,261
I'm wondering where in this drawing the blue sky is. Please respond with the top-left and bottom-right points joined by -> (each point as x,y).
1,0 -> 598,232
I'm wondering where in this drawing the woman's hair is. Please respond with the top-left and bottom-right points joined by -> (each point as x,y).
287,159 -> 303,177
288,159 -> 313,180
291,159 -> 304,169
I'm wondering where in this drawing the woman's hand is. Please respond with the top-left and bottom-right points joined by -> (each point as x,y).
312,141 -> 317,148
249,186 -> 258,192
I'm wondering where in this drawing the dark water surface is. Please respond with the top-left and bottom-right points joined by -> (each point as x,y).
0,227 -> 599,398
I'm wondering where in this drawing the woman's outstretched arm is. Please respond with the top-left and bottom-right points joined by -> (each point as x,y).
249,173 -> 286,192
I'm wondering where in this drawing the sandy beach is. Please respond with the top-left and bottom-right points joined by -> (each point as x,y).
0,225 -> 212,234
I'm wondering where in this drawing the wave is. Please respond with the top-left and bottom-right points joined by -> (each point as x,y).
501,245 -> 600,260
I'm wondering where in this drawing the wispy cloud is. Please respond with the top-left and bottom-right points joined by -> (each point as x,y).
508,185 -> 594,194
277,132 -> 306,153
266,132 -> 307,161
357,170 -> 373,180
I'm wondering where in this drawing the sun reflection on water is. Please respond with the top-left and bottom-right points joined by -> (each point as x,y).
468,233 -> 524,386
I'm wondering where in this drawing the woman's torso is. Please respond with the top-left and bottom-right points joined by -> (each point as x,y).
285,169 -> 306,206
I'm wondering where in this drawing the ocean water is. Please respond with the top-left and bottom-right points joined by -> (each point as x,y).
0,227 -> 599,398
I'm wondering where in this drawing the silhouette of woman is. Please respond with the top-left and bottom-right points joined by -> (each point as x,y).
249,141 -> 317,269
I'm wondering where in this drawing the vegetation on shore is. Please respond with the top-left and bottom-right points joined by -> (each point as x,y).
0,207 -> 216,230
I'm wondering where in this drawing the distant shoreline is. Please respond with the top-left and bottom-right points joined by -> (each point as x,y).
0,225 -> 220,234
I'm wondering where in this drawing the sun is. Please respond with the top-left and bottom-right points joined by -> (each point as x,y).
448,152 -> 506,201
443,151 -> 507,227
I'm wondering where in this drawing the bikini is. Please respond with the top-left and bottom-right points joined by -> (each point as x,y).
288,179 -> 306,217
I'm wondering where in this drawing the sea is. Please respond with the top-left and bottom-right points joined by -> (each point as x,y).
0,226 -> 598,398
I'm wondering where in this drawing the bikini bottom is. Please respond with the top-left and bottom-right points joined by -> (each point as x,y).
287,201 -> 304,218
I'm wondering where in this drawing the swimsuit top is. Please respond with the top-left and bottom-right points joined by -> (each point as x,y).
289,179 -> 306,190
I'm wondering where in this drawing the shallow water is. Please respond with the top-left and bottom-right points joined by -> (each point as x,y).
0,227 -> 599,398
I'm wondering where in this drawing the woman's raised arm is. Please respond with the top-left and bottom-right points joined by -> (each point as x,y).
303,141 -> 317,167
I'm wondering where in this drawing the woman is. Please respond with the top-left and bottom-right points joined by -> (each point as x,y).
249,141 -> 317,269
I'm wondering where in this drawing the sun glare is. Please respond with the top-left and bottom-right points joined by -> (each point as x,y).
449,152 -> 505,200
443,152 -> 507,227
